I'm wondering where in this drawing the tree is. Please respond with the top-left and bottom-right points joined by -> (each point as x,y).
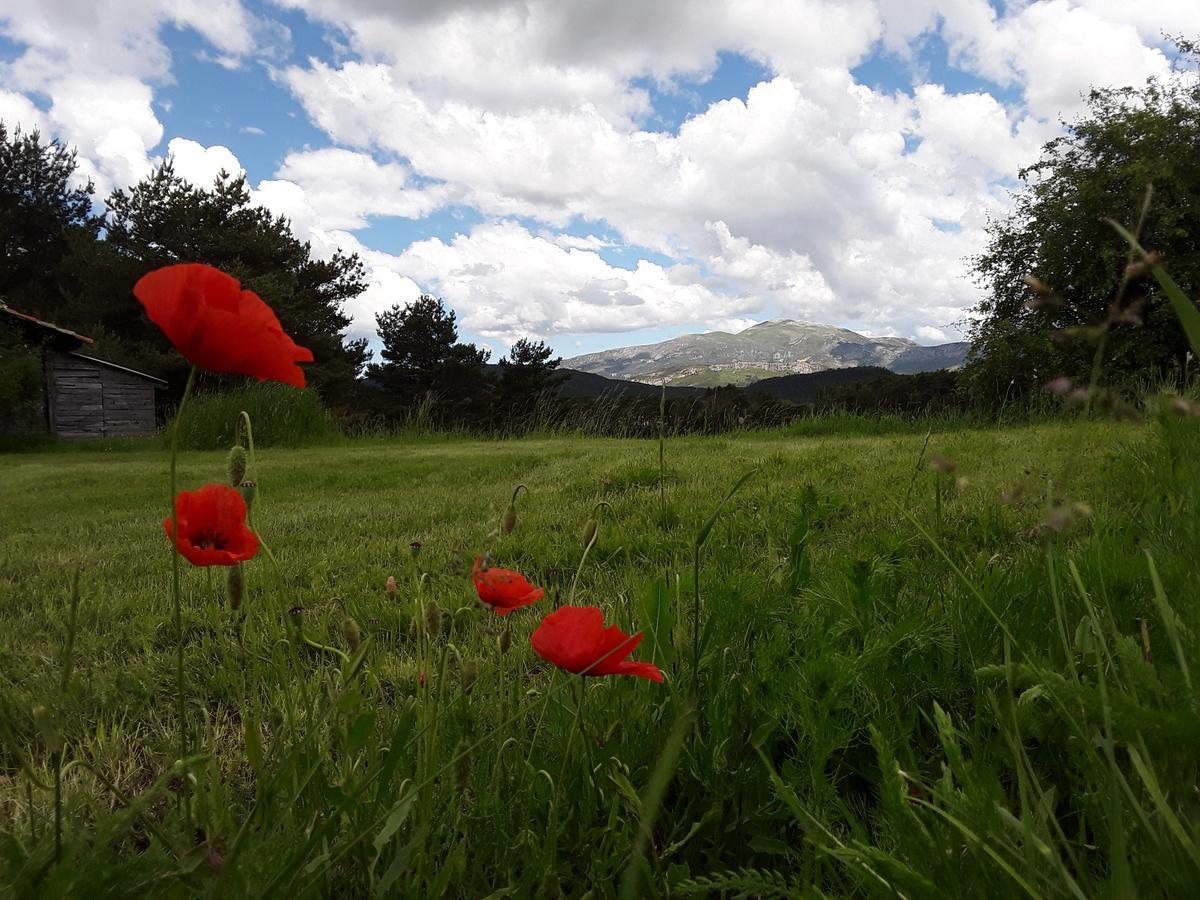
0,123 -> 98,315
963,40 -> 1200,405
496,338 -> 563,419
104,162 -> 370,402
369,295 -> 491,421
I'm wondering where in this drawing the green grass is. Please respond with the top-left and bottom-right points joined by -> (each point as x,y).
172,381 -> 343,450
2,412 -> 1199,897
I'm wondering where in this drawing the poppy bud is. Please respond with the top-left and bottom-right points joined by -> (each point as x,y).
502,504 -> 517,535
498,627 -> 512,655
341,616 -> 362,653
239,480 -> 257,508
410,541 -> 422,558
424,602 -> 444,640
460,659 -> 479,695
386,575 -> 396,599
580,518 -> 598,548
227,445 -> 248,486
32,705 -> 61,754
227,564 -> 244,610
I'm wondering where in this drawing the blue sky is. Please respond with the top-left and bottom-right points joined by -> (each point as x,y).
0,0 -> 1189,360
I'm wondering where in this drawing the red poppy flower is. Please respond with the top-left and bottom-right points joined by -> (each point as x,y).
472,557 -> 544,616
134,263 -> 313,388
164,483 -> 260,567
530,606 -> 664,682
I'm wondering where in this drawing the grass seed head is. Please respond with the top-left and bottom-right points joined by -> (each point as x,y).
226,445 -> 248,486
386,575 -> 396,599
1124,251 -> 1163,278
341,616 -> 362,653
929,452 -> 956,475
1169,396 -> 1199,417
580,518 -> 598,548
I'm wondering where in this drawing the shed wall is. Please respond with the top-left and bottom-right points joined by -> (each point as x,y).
47,353 -> 158,438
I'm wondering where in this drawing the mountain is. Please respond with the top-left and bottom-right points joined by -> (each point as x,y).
562,320 -> 970,387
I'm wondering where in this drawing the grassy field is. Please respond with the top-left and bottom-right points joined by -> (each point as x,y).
2,414 -> 1199,896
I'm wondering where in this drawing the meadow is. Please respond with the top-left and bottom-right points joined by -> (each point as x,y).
2,406 -> 1199,897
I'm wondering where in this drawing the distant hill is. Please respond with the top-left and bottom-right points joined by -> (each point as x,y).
563,319 -> 970,387
743,366 -> 892,403
554,368 -> 705,399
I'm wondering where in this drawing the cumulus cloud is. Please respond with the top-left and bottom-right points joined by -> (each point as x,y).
2,0 -> 1189,347
167,137 -> 245,187
0,0 -> 257,191
382,221 -> 764,342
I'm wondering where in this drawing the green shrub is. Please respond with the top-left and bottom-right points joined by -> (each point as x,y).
169,382 -> 341,450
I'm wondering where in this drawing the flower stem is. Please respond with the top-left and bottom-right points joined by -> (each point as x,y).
169,365 -> 198,824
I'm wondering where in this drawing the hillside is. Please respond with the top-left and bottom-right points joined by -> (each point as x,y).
563,319 -> 969,387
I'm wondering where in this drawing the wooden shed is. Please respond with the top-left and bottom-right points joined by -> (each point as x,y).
45,351 -> 166,438
1,305 -> 166,439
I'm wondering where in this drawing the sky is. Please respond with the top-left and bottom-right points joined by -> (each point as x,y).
0,1 -> 1195,361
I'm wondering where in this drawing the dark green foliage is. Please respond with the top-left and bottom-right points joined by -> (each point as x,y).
367,294 -> 491,423
964,41 -> 1200,404
0,124 -> 98,314
817,369 -> 963,414
105,162 -> 370,404
495,338 -> 564,421
0,318 -> 44,432
747,366 -> 891,403
169,381 -> 342,449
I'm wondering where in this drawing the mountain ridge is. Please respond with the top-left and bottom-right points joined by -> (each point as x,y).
563,319 -> 969,387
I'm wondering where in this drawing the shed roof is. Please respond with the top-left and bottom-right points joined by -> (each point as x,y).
1,303 -> 94,348
66,352 -> 168,386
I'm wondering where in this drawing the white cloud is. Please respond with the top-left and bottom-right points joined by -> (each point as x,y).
0,89 -> 48,134
0,0 -> 257,191
937,0 -> 1175,119
2,0 -> 1188,348
381,220 -> 763,342
273,148 -> 453,229
167,137 -> 244,187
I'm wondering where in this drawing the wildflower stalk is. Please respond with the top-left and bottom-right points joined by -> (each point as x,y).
168,364 -> 198,824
